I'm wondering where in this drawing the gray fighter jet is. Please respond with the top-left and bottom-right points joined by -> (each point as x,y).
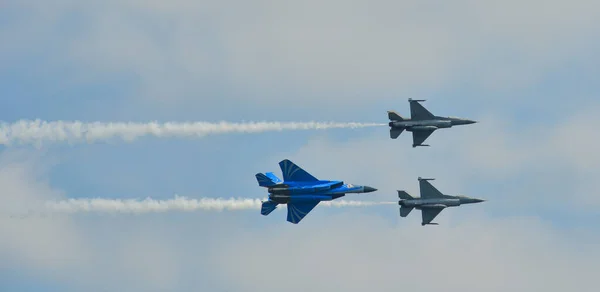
398,177 -> 485,226
388,99 -> 476,147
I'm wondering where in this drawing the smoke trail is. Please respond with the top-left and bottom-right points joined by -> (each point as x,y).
1,196 -> 394,217
44,196 -> 395,214
0,120 -> 385,146
46,196 -> 265,214
1,197 -> 395,219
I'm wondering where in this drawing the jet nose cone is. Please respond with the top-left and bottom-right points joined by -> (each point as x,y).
460,197 -> 485,204
363,186 -> 378,193
452,119 -> 477,126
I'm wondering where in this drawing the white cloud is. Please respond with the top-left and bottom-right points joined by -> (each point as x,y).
0,151 -> 194,291
214,213 -> 598,292
0,151 -> 92,282
3,0 -> 599,108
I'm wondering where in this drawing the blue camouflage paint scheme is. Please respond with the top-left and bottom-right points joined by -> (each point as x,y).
256,159 -> 377,224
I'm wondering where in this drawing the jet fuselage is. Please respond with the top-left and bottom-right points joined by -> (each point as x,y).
400,198 -> 461,208
387,99 -> 477,146
397,178 -> 485,225
389,117 -> 474,131
399,196 -> 484,209
267,180 -> 376,204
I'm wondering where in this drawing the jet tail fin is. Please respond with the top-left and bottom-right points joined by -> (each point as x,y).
255,172 -> 282,187
261,201 -> 278,216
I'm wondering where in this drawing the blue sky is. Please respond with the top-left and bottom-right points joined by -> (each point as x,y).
1,1 -> 600,291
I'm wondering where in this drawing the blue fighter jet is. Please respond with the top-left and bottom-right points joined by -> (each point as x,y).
256,159 -> 378,224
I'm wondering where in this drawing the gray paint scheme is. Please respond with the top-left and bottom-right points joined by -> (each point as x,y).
388,98 -> 477,147
398,177 -> 485,226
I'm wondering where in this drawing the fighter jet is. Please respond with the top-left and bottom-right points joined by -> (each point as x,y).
398,177 -> 485,225
256,159 -> 377,224
388,98 -> 477,147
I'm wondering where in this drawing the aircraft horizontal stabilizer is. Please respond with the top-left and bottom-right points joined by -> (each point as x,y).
256,173 -> 280,187
398,191 -> 414,200
261,201 -> 278,216
264,172 -> 282,184
400,206 -> 413,217
388,111 -> 404,121
390,128 -> 404,139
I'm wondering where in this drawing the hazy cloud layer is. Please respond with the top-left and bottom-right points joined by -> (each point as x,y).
215,214 -> 598,292
3,0 -> 599,109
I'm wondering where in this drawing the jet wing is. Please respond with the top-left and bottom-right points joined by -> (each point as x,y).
279,159 -> 319,182
412,130 -> 435,146
419,179 -> 445,199
287,201 -> 320,224
421,207 -> 445,225
409,100 -> 435,120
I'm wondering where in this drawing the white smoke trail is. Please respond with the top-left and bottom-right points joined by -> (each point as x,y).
42,196 -> 395,214
2,197 -> 395,219
46,196 -> 264,214
0,120 -> 385,146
